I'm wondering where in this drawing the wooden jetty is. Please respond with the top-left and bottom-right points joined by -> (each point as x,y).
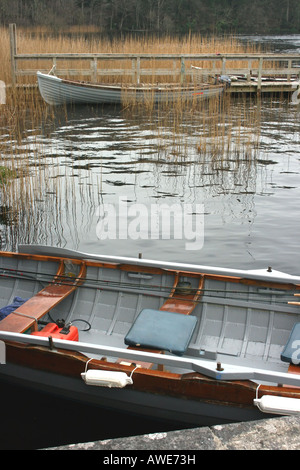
9,24 -> 300,96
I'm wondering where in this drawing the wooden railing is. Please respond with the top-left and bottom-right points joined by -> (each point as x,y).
9,24 -> 300,90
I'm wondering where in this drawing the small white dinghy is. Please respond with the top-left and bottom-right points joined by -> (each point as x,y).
37,71 -> 229,106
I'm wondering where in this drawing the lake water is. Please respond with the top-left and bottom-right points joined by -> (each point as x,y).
25,101 -> 298,275
0,35 -> 300,450
1,70 -> 299,275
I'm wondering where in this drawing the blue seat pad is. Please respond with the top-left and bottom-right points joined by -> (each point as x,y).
0,296 -> 28,321
281,323 -> 300,364
125,308 -> 197,356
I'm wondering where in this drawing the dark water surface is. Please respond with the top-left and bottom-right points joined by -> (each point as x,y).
0,380 -> 187,450
1,94 -> 299,273
0,35 -> 299,450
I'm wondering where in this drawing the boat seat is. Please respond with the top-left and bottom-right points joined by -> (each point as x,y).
124,308 -> 197,356
117,274 -> 203,369
281,323 -> 300,364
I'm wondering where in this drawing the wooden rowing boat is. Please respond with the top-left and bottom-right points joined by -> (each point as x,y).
1,245 -> 300,427
37,71 -> 228,106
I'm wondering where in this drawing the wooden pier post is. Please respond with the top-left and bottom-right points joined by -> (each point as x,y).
0,81 -> 6,105
222,57 -> 226,75
9,23 -> 17,86
91,57 -> 97,83
257,57 -> 263,94
180,57 -> 185,84
136,56 -> 141,84
132,57 -> 141,84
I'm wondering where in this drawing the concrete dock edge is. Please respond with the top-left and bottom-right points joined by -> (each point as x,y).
46,415 -> 300,450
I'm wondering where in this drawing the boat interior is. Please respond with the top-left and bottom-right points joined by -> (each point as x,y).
0,252 -> 300,378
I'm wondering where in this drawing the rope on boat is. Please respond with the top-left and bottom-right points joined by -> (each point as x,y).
0,266 -> 298,308
0,268 -> 297,302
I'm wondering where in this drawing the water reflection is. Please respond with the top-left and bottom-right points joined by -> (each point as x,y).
239,34 -> 300,54
0,93 -> 299,273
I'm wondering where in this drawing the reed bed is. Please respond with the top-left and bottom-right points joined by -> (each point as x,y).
0,95 -> 97,250
0,25 -> 262,85
195,94 -> 262,163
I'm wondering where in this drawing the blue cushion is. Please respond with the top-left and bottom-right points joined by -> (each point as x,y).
281,323 -> 300,364
0,296 -> 28,321
125,308 -> 197,356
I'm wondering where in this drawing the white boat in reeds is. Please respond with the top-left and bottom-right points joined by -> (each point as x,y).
37,71 -> 228,106
1,245 -> 300,427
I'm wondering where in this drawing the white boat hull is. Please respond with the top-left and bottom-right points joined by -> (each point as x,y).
37,71 -> 225,106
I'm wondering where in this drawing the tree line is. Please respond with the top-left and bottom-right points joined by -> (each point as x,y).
1,0 -> 299,34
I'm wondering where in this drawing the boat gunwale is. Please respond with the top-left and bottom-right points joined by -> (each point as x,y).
37,71 -> 225,93
3,330 -> 300,390
3,330 -> 300,401
1,248 -> 300,289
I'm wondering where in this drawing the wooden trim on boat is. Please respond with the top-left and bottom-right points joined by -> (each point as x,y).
5,340 -> 300,411
3,341 -> 258,407
288,292 -> 300,306
0,250 -> 299,313
0,260 -> 86,333
160,274 -> 204,315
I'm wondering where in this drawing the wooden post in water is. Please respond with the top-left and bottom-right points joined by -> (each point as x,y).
222,57 -> 226,75
136,56 -> 141,84
0,81 -> 6,105
257,57 -> 263,94
132,57 -> 141,84
9,24 -> 17,86
91,57 -> 97,83
180,57 -> 185,84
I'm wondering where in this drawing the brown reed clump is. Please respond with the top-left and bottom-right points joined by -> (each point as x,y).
195,93 -> 261,163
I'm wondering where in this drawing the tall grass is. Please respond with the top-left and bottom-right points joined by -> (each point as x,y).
0,25 -> 262,85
